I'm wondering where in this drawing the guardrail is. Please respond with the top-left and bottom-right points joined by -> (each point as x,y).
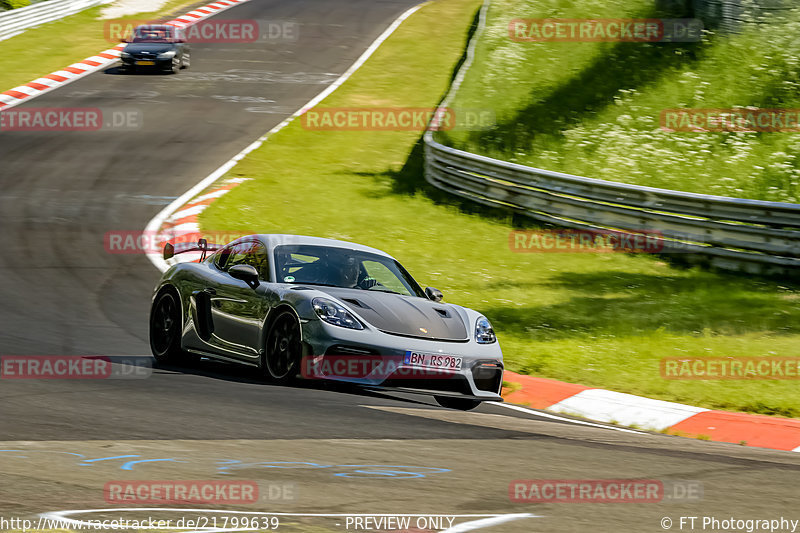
0,0 -> 104,42
423,131 -> 800,275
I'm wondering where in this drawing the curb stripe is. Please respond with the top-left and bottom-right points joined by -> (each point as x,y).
29,78 -> 60,87
548,388 -> 708,432
502,371 -> 800,452
670,410 -> 800,451
503,374 -> 591,409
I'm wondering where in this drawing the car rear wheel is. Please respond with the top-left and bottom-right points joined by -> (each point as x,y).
434,396 -> 481,411
149,289 -> 187,364
263,310 -> 301,384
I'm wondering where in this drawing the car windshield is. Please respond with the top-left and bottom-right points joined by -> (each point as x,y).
131,27 -> 174,43
274,244 -> 425,297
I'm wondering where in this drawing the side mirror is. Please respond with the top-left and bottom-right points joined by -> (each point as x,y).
229,264 -> 260,287
163,242 -> 175,260
425,287 -> 443,302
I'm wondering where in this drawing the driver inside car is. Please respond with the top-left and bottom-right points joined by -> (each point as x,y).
331,256 -> 377,289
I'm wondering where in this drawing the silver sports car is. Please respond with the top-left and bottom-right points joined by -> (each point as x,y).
149,234 -> 504,410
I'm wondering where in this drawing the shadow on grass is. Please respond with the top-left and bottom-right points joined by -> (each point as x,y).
481,271 -> 800,342
450,2 -> 705,155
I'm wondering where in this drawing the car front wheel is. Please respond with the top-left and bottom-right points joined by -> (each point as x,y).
263,310 -> 301,384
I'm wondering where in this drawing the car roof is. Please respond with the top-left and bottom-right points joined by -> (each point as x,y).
135,24 -> 174,30
253,234 -> 396,260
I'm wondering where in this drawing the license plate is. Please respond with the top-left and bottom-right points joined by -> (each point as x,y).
136,60 -> 155,66
404,351 -> 462,370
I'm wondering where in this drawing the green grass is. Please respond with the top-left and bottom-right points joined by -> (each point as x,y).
0,0 -> 197,91
198,0 -> 800,418
438,0 -> 800,202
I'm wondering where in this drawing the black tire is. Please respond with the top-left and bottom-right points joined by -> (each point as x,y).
262,310 -> 301,384
181,52 -> 190,69
434,396 -> 482,411
149,289 -> 187,364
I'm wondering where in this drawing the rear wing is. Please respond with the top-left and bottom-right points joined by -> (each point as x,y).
163,238 -> 221,262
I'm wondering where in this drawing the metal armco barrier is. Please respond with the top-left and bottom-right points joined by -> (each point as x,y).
423,130 -> 800,276
0,0 -> 103,42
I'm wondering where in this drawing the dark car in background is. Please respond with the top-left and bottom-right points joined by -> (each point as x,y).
120,24 -> 190,74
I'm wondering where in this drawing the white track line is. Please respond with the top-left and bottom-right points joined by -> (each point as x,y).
143,2 -> 429,273
495,402 -> 644,434
41,509 -> 538,533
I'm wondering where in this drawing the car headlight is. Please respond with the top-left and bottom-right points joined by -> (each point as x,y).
475,316 -> 496,344
157,51 -> 176,59
312,298 -> 364,330
120,52 -> 131,59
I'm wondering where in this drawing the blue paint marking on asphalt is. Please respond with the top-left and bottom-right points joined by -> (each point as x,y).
216,460 -> 334,473
120,458 -> 188,470
0,450 -> 85,458
0,449 -> 450,478
333,465 -> 452,479
78,455 -> 140,465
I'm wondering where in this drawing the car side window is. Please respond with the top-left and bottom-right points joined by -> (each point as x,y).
224,241 -> 270,280
214,245 -> 234,270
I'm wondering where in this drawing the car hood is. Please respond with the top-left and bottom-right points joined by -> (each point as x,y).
124,43 -> 176,54
314,287 -> 469,341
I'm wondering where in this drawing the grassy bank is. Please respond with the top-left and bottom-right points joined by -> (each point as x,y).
438,0 -> 800,202
0,0 -> 197,91
199,0 -> 800,417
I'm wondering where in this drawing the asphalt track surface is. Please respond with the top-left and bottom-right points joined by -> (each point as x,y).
1,1 -> 799,531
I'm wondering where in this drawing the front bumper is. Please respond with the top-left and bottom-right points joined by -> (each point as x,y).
299,318 -> 504,401
121,57 -> 173,69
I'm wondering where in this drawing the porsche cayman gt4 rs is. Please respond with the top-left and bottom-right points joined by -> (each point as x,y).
149,234 -> 503,410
